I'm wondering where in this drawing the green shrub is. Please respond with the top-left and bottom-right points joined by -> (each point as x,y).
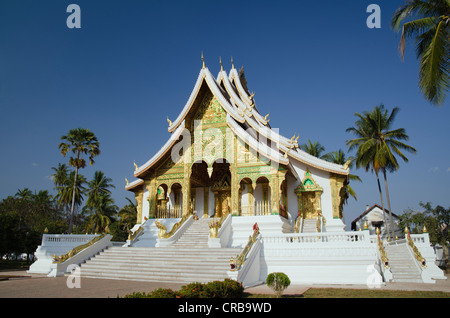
266,272 -> 291,298
123,279 -> 244,298
123,291 -> 149,298
179,282 -> 207,298
204,279 -> 244,298
149,288 -> 179,298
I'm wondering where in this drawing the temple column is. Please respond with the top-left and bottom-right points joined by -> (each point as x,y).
203,187 -> 209,218
147,177 -> 157,219
182,164 -> 192,216
327,173 -> 346,232
247,183 -> 254,216
230,135 -> 239,216
135,190 -> 144,224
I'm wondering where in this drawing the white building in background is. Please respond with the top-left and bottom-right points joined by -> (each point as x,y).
351,204 -> 402,238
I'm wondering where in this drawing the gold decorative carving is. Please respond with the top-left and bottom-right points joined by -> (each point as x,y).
53,234 -> 106,264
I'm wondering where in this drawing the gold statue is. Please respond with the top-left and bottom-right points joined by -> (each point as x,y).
343,159 -> 352,170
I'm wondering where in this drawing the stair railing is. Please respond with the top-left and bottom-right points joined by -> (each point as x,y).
405,227 -> 427,268
375,228 -> 393,282
208,213 -> 232,248
155,213 -> 194,247
229,223 -> 261,272
294,215 -> 303,233
48,233 -> 112,277
228,222 -> 262,286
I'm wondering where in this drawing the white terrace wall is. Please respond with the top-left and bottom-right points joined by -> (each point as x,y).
259,231 -> 378,285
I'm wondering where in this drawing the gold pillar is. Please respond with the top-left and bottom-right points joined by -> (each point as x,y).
329,173 -> 346,219
247,183 -> 254,216
147,177 -> 157,219
135,190 -> 143,223
230,135 -> 239,216
203,187 -> 209,218
182,164 -> 192,216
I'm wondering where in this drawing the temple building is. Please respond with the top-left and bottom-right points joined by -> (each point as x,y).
29,57 -> 446,286
125,56 -> 351,232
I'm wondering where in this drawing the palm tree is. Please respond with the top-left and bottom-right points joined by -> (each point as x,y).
56,171 -> 87,225
391,0 -> 450,105
15,188 -> 33,201
59,128 -> 100,233
322,149 -> 361,202
346,105 -> 416,239
84,193 -> 118,233
85,171 -> 115,209
300,140 -> 326,158
118,198 -> 137,233
51,163 -> 70,188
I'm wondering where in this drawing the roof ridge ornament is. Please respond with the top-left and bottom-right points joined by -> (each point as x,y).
167,116 -> 172,126
231,56 -> 235,69
201,51 -> 206,69
220,56 -> 223,71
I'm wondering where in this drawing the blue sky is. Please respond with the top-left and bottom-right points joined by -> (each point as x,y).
0,0 -> 449,228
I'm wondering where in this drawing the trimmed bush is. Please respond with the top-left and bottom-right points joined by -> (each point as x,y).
204,279 -> 244,298
266,272 -> 291,298
123,279 -> 244,298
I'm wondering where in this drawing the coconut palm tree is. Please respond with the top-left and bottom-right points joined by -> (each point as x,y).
59,128 -> 100,233
84,193 -> 118,233
346,105 -> 416,239
118,198 -> 137,233
391,0 -> 450,105
300,140 -> 326,158
85,171 -> 115,209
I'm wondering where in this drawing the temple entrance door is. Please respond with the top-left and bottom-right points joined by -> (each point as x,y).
210,160 -> 231,217
302,192 -> 316,219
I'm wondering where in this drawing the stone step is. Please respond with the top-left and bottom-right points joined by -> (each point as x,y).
79,218 -> 242,283
384,243 -> 423,283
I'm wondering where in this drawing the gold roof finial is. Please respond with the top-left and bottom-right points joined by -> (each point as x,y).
231,56 -> 235,69
134,161 -> 138,171
220,56 -> 223,71
201,51 -> 206,69
125,178 -> 129,186
167,116 -> 172,126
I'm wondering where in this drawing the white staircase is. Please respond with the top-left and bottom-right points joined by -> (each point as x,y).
385,243 -> 423,283
301,219 -> 317,233
79,219 -> 241,283
172,218 -> 210,248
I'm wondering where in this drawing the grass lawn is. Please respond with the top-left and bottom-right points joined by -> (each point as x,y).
247,288 -> 450,298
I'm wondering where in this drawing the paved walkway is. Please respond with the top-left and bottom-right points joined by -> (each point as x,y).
0,270 -> 448,298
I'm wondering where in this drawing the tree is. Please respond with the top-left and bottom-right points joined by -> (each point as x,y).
346,105 -> 416,239
85,171 -> 115,209
391,0 -> 450,105
266,272 -> 291,298
83,193 -> 117,234
300,140 -> 326,158
59,128 -> 100,233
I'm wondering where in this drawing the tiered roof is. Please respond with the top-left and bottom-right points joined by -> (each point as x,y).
126,57 -> 349,191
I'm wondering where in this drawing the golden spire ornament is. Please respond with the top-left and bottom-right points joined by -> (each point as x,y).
201,51 -> 206,69
231,56 -> 235,69
220,56 -> 223,71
